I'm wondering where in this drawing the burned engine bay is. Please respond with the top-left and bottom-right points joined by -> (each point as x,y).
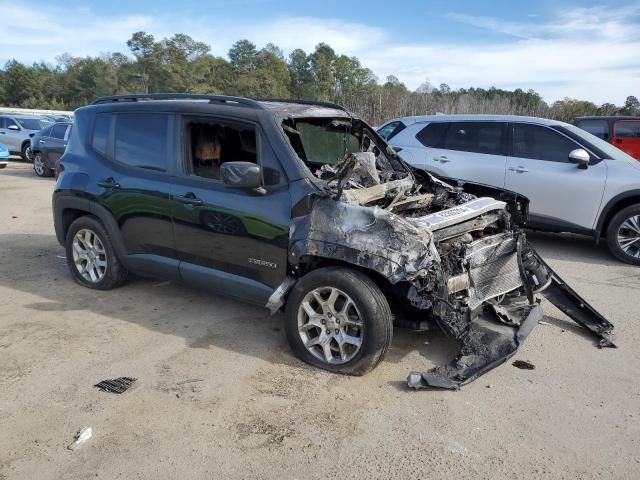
281,116 -> 616,390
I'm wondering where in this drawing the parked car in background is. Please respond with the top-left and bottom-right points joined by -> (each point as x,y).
379,114 -> 640,265
574,116 -> 640,160
31,122 -> 73,177
0,114 -> 53,160
43,114 -> 73,123
0,143 -> 8,169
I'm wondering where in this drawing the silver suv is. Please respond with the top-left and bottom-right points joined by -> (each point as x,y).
0,114 -> 52,160
379,114 -> 640,265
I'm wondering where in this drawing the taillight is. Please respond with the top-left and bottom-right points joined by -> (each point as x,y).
54,163 -> 64,178
392,146 -> 403,153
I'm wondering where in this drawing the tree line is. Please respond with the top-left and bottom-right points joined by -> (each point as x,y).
1,31 -> 638,125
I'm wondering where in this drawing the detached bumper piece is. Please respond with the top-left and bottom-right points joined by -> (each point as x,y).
408,302 -> 542,390
539,262 -> 616,349
407,244 -> 616,391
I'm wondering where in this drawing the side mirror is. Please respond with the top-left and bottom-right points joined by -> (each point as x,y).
221,162 -> 262,189
568,148 -> 590,169
7,124 -> 20,131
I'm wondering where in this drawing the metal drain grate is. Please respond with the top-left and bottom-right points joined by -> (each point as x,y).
94,377 -> 137,394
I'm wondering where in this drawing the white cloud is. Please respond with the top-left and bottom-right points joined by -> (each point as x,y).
0,1 -> 638,105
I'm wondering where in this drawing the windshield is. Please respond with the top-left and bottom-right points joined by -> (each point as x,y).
295,121 -> 360,167
563,124 -> 637,162
16,118 -> 51,130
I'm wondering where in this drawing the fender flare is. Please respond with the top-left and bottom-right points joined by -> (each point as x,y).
54,195 -> 128,261
289,238 -> 406,284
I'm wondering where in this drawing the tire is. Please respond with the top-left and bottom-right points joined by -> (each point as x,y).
21,142 -> 32,162
32,153 -> 52,177
65,216 -> 129,289
284,267 -> 393,376
606,204 -> 640,265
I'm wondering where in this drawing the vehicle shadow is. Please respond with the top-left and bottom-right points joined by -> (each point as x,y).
0,165 -> 47,180
526,230 -> 620,268
0,233 -> 459,374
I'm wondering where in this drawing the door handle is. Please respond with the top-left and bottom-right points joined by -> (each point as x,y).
97,178 -> 121,189
176,193 -> 203,206
508,166 -> 529,173
434,156 -> 451,163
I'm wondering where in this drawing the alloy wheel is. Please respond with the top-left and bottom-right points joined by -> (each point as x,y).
297,286 -> 364,365
33,154 -> 45,176
617,215 -> 640,259
72,229 -> 107,283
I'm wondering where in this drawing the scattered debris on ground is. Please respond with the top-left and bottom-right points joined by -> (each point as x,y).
94,377 -> 137,394
176,378 -> 203,386
67,427 -> 92,450
512,360 -> 536,370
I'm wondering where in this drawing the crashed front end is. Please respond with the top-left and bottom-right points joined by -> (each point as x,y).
280,115 -> 615,390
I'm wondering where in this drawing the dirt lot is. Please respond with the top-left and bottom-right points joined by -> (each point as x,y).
1,161 -> 639,480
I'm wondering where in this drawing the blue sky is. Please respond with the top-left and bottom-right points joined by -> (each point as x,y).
1,0 -> 638,104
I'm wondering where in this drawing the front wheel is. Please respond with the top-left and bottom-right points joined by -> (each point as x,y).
33,153 -> 52,177
606,205 -> 640,265
284,267 -> 393,375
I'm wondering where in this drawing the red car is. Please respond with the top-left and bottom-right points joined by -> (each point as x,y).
574,116 -> 640,160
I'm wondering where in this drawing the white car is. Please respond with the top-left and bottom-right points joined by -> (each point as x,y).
378,114 -> 640,265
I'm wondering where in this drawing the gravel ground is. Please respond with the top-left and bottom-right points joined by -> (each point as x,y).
1,161 -> 639,480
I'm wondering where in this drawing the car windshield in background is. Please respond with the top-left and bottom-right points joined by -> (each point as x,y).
16,118 -> 51,130
561,124 -> 637,162
295,121 -> 360,166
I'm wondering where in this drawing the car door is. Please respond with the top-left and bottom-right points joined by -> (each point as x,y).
42,123 -> 70,166
414,121 -> 508,188
612,120 -> 640,160
0,117 -> 20,151
505,122 -> 607,231
89,111 -> 181,281
171,115 -> 291,305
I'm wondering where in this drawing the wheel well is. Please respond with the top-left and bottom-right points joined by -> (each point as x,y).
21,140 -> 30,150
600,196 -> 640,237
297,256 -> 395,297
61,208 -> 92,242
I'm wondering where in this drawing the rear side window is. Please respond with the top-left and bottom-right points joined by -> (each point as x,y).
92,114 -> 111,156
40,125 -> 54,137
50,124 -> 68,140
114,114 -> 169,171
378,121 -> 405,141
415,122 -> 448,147
513,124 -> 578,163
576,119 -> 609,140
614,121 -> 640,138
440,122 -> 505,155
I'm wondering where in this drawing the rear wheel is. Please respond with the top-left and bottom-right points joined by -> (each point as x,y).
65,216 -> 129,289
33,153 -> 52,177
606,204 -> 640,265
284,267 -> 393,375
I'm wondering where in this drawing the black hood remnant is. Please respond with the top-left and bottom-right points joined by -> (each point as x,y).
279,115 -> 615,390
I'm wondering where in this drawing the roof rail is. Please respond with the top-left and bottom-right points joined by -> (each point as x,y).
254,98 -> 349,112
90,93 -> 264,109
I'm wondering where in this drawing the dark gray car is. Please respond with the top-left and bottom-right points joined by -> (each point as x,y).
31,122 -> 72,177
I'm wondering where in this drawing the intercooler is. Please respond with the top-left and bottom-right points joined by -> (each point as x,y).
463,233 -> 523,310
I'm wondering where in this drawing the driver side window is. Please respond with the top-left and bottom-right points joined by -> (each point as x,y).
184,118 -> 257,181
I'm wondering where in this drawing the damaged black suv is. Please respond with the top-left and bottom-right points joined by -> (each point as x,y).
53,94 -> 615,389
